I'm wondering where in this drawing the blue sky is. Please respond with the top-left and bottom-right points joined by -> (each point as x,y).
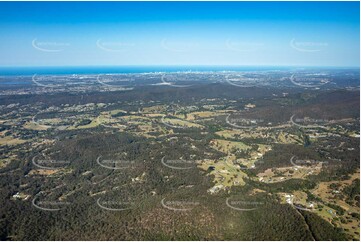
0,1 -> 359,67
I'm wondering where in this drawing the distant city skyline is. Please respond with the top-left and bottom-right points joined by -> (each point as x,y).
0,1 -> 359,67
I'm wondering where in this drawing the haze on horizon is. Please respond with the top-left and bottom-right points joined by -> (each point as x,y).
0,1 -> 359,67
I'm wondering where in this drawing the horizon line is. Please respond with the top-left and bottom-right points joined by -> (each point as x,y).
0,65 -> 359,68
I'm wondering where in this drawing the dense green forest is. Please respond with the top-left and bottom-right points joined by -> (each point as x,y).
0,83 -> 359,240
